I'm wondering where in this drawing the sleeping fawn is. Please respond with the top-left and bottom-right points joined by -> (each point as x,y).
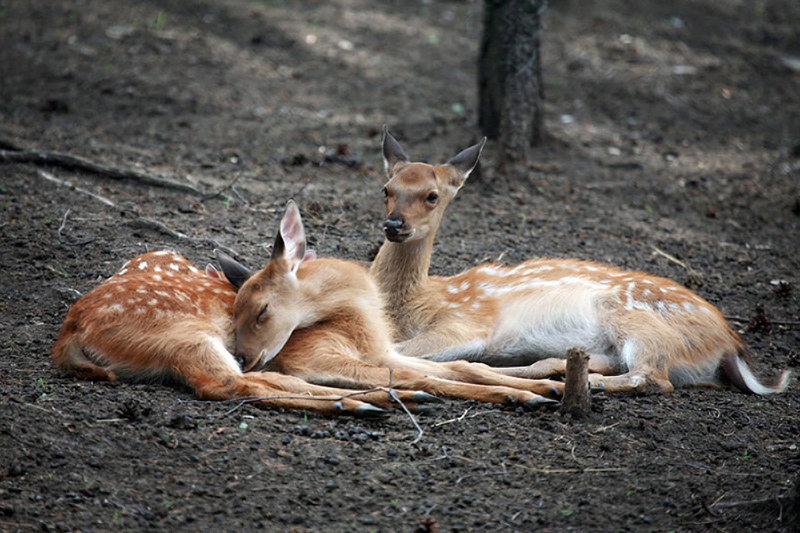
370,127 -> 790,395
216,200 -> 565,409
51,249 -> 437,417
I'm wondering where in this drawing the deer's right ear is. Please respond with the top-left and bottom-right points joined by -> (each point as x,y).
273,200 -> 307,275
215,250 -> 254,289
446,137 -> 486,185
382,125 -> 409,175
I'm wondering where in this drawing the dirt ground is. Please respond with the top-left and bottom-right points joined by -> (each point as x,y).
1,1 -> 799,531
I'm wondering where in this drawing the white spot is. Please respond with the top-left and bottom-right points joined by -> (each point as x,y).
169,263 -> 180,271
154,250 -> 170,256
154,309 -> 164,319
134,307 -> 147,315
447,302 -> 460,309
189,266 -> 200,274
153,274 -> 162,281
138,261 -> 148,270
212,288 -> 223,294
447,285 -> 458,294
682,301 -> 695,313
148,298 -> 159,306
643,288 -> 652,296
459,280 -> 471,291
154,266 -> 162,272
118,268 -> 129,276
624,282 -> 636,310
656,301 -> 667,313
471,302 -> 481,310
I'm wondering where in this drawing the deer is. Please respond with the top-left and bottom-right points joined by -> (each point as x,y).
369,127 -> 790,395
214,200 -> 567,410
51,249 -> 443,418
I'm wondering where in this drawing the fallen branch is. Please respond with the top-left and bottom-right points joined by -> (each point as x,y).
124,217 -> 239,258
2,145 -> 203,195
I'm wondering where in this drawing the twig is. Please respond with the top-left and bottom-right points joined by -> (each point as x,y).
650,245 -> 688,269
57,208 -> 71,240
456,467 -> 508,485
200,155 -> 249,204
125,218 -> 239,258
386,368 -> 424,444
2,146 -> 203,195
37,169 -> 115,206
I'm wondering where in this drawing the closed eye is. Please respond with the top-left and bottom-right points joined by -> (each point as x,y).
256,303 -> 269,323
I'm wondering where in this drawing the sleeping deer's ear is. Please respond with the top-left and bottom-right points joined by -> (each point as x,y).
445,137 -> 486,187
272,200 -> 307,275
381,125 -> 409,175
214,250 -> 254,289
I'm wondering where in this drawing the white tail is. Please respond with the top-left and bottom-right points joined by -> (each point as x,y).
370,128 -> 790,395
51,249 -> 432,417
218,200 -> 566,409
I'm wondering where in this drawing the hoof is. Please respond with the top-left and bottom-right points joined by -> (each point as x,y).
353,404 -> 388,419
333,401 -> 344,411
523,396 -> 560,411
590,381 -> 606,393
411,391 -> 445,404
549,386 -> 563,398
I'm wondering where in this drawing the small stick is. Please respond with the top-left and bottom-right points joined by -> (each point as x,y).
124,218 -> 240,258
37,170 -> 115,207
560,347 -> 591,419
57,208 -> 71,240
650,245 -> 688,269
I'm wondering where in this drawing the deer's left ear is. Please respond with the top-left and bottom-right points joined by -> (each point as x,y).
382,125 -> 409,175
215,250 -> 254,289
446,137 -> 486,187
273,200 -> 307,275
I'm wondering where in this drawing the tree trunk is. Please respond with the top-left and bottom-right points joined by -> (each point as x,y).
478,0 -> 546,167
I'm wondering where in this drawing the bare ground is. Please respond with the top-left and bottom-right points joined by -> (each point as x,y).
1,1 -> 799,531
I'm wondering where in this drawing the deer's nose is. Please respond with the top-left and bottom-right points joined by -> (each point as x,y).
383,217 -> 404,238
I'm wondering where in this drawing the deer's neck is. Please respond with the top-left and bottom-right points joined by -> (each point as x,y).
370,236 -> 436,337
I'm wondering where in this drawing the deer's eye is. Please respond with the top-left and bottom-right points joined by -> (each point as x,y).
256,304 -> 269,324
382,186 -> 389,198
425,192 -> 439,204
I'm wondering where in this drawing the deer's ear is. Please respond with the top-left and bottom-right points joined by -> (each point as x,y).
381,125 -> 409,175
214,250 -> 254,289
446,137 -> 486,186
273,200 -> 307,275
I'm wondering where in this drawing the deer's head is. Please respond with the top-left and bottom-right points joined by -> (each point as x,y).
218,201 -> 316,371
380,126 -> 485,244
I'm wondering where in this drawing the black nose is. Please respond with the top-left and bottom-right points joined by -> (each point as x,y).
383,218 -> 403,238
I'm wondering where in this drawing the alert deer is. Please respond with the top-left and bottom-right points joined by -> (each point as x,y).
51,250 -> 438,417
216,200 -> 564,409
370,127 -> 790,395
